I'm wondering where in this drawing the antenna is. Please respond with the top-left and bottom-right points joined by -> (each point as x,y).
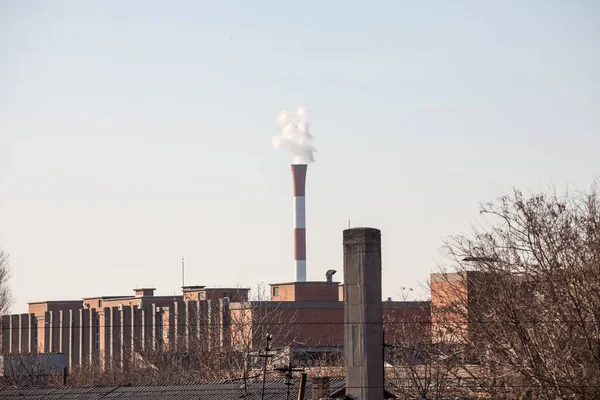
181,257 -> 185,290
348,219 -> 351,229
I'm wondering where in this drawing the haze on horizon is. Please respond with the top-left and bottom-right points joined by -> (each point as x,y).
1,1 -> 599,313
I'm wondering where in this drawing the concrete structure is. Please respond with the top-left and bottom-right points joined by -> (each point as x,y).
343,227 -> 384,400
291,164 -> 307,281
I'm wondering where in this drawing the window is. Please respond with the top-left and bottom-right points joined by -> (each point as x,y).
94,315 -> 100,350
272,287 -> 279,296
32,320 -> 38,350
156,323 -> 163,349
98,299 -> 102,307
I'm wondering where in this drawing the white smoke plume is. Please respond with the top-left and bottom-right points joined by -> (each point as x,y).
272,106 -> 316,164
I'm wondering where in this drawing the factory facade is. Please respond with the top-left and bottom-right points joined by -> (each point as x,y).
0,273 -> 435,371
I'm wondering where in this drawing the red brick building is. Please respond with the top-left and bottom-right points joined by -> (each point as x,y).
0,275 -> 432,371
430,271 -> 492,344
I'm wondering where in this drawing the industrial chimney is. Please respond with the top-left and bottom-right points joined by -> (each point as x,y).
343,227 -> 384,400
291,164 -> 307,281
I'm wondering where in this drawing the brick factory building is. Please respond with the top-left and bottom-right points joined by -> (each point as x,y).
0,272 -> 435,371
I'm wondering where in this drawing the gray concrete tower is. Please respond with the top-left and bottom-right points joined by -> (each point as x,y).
343,227 -> 383,400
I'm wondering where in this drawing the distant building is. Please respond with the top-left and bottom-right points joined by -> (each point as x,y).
0,272 -> 430,371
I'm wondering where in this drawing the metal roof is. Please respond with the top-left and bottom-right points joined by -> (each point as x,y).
0,378 -> 345,400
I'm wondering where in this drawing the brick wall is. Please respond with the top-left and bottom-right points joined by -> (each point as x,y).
295,284 -> 339,302
270,282 -> 340,302
270,284 -> 296,301
232,301 -> 430,351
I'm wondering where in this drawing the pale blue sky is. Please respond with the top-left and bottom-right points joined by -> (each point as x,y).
1,1 -> 599,313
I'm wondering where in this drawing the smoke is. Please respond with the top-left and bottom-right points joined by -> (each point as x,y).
272,106 -> 316,164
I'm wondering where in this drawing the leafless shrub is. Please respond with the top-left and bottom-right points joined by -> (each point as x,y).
0,354 -> 64,387
0,250 -> 13,316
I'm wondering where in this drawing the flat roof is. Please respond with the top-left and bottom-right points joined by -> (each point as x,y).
28,300 -> 82,305
269,281 -> 340,286
82,294 -> 185,302
98,295 -> 183,302
231,301 -> 344,310
430,271 -> 491,283
82,296 -> 131,301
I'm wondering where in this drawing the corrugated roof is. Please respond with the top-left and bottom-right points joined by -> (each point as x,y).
0,378 -> 346,400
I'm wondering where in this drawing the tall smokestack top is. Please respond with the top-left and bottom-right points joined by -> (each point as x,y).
291,164 -> 307,196
343,227 -> 382,246
274,107 -> 315,283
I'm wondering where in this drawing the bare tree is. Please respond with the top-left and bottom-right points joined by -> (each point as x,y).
0,249 -> 13,316
436,184 -> 600,399
0,354 -> 64,387
67,284 -> 299,387
383,302 -> 473,400
227,284 -> 299,388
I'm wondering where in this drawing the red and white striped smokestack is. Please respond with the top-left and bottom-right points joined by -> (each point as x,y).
291,164 -> 307,282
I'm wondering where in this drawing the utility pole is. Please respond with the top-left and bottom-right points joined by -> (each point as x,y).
260,333 -> 274,400
297,372 -> 307,400
275,363 -> 305,400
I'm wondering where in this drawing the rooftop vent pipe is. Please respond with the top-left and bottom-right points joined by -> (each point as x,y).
325,269 -> 337,283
